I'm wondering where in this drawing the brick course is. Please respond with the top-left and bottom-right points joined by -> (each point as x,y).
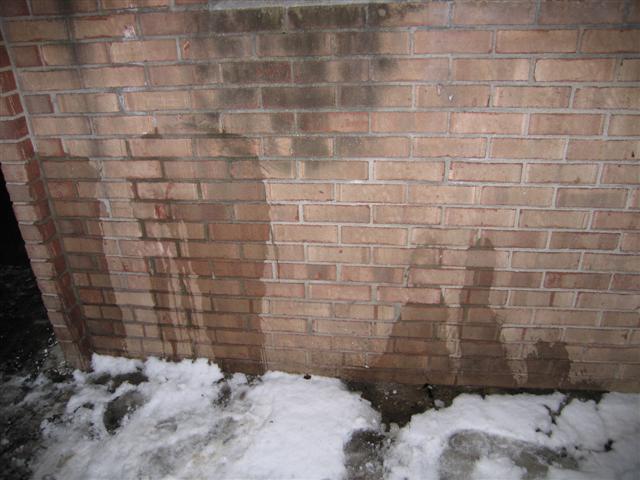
0,0 -> 638,390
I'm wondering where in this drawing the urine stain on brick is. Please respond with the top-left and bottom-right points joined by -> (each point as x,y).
370,238 -> 520,387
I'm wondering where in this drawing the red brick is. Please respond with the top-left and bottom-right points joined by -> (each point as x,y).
415,30 -> 492,53
567,140 -> 639,160
446,208 -> 516,227
481,187 -> 553,206
593,212 -> 640,230
373,206 -> 441,225
129,139 -> 191,157
273,225 -> 337,243
110,40 -> 177,63
262,87 -> 335,109
191,88 -> 258,109
298,112 -> 368,133
278,264 -> 336,281
453,1 -> 535,25
340,86 -> 412,107
539,1 -> 625,24
557,188 -> 627,208
529,114 -> 603,135
453,59 -> 529,80
576,294 -> 639,310
268,184 -> 333,201
196,138 -> 259,157
308,246 -> 369,264
222,62 -> 290,84
31,117 -> 90,136
372,58 -> 448,81
409,185 -> 475,205
342,266 -> 403,284
300,161 -> 367,180
481,230 -> 547,248
137,182 -> 198,200
65,140 -> 127,157
377,287 -> 440,304
415,137 -> 486,158
574,88 -> 640,109
451,113 -> 524,134
374,161 -> 444,181
550,232 -> 619,250
304,205 -> 369,223
294,60 -> 368,83
181,36 -> 252,59
209,223 -> 269,241
93,116 -> 153,135
11,46 -> 42,67
58,93 -> 120,113
310,284 -> 371,302
417,85 -> 490,108
222,113 -> 294,134
582,30 -> 640,53
288,4 -> 364,29
535,59 -> 615,81
520,210 -> 589,229
258,32 -> 331,56
149,65 -> 220,86
609,115 -> 640,136
40,43 -> 109,66
337,137 -> 409,158
19,70 -> 80,92
496,30 -> 577,53
335,31 -> 409,55
368,3 -> 449,27
230,160 -> 293,180
618,60 -> 640,81
450,162 -> 522,183
584,253 -> 640,272
201,183 -> 265,201
264,137 -> 332,157
494,87 -> 571,108
602,165 -> 640,185
5,20 -> 68,41
342,226 -> 408,246
372,112 -> 446,133
611,274 -> 640,291
512,253 -> 582,271
103,160 -> 161,178
545,273 -> 610,290
73,14 -> 136,39
339,184 -> 404,203
83,67 -> 145,88
526,164 -> 598,184
491,139 -> 565,160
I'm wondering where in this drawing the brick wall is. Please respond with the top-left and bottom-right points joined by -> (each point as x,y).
0,0 -> 638,391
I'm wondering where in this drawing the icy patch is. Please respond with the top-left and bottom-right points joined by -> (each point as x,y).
32,356 -> 380,480
384,392 -> 640,480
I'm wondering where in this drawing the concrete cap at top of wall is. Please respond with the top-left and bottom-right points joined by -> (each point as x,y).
208,0 -> 415,10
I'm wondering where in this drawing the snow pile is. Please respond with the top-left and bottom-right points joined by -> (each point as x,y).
25,354 -> 640,480
384,392 -> 640,480
31,355 -> 380,480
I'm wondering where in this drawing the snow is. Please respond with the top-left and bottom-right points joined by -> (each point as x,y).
15,355 -> 639,480
385,392 -> 640,480
32,355 -> 380,480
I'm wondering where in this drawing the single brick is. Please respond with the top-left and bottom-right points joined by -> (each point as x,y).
496,30 -> 577,53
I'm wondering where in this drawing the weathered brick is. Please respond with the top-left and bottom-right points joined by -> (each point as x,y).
574,88 -> 640,109
294,60 -> 368,83
539,0 -> 625,24
520,210 -> 589,229
496,30 -> 578,53
526,164 -> 598,184
415,30 -> 492,53
535,59 -> 616,81
450,162 -> 522,183
453,59 -> 529,80
340,86 -> 412,107
368,3 -> 449,27
335,31 -> 409,55
529,114 -> 603,135
582,30 -> 640,53
415,137 -> 486,158
491,139 -> 565,159
417,85 -> 490,108
494,87 -> 571,108
453,1 -> 534,25
374,161 -> 444,181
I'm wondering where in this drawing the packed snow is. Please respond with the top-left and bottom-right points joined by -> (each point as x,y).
4,354 -> 638,479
